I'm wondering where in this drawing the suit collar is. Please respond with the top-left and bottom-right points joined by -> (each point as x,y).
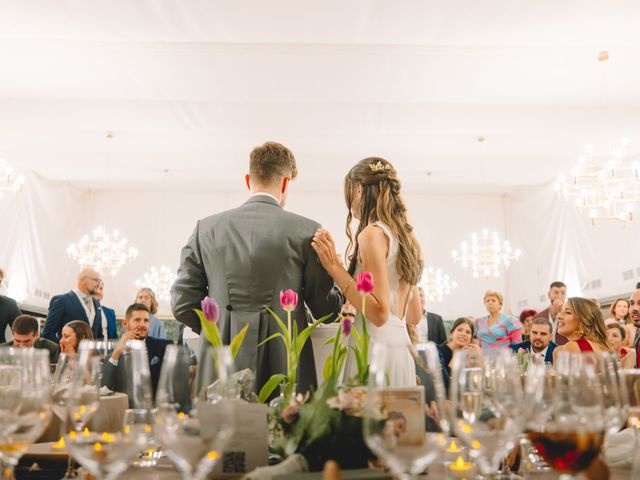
244,194 -> 281,208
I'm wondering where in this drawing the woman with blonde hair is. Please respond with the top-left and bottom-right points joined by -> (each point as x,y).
475,290 -> 523,350
134,287 -> 167,339
312,157 -> 423,386
553,297 -> 611,359
606,298 -> 636,348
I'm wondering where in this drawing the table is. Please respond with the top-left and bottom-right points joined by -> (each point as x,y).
37,392 -> 129,443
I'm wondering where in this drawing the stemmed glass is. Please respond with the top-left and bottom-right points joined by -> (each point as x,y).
155,345 -> 235,480
622,369 -> 640,476
524,352 -> 607,480
64,340 -> 152,480
363,341 -> 449,480
0,348 -> 53,480
450,348 -> 524,478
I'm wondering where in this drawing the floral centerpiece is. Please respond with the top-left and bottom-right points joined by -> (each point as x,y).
262,272 -> 380,471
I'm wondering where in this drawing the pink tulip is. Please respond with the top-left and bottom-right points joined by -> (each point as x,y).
280,289 -> 298,312
356,272 -> 374,294
201,297 -> 220,323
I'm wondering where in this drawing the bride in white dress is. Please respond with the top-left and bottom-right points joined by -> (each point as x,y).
311,157 -> 423,386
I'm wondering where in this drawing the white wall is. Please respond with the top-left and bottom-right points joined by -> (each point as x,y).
0,175 -> 508,320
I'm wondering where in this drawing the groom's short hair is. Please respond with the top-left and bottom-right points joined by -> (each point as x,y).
249,141 -> 298,185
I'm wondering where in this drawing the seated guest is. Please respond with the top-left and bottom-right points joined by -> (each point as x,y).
415,287 -> 447,344
102,303 -> 172,397
606,323 -> 636,369
475,290 -> 523,350
436,318 -> 479,391
510,317 -> 556,363
60,320 -> 94,356
93,280 -> 118,339
553,297 -> 611,360
43,267 -> 105,341
606,298 -> 637,348
1,314 -> 60,363
519,309 -> 538,342
134,287 -> 167,339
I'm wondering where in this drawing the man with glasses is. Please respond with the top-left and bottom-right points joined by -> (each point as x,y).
42,267 -> 105,342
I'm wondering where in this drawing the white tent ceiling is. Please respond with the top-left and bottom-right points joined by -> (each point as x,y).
1,0 -> 640,193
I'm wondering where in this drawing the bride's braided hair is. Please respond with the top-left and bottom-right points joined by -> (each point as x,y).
344,157 -> 423,285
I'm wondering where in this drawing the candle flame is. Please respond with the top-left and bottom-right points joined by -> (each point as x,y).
82,427 -> 90,437
94,442 -> 103,452
455,456 -> 465,468
52,437 -> 66,449
447,440 -> 459,451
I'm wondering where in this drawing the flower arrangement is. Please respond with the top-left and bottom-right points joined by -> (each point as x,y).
258,289 -> 334,403
194,296 -> 249,359
267,272 -> 380,470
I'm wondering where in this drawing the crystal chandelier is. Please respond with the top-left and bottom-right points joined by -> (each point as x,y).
0,159 -> 25,195
67,226 -> 138,275
421,267 -> 457,302
135,266 -> 176,302
554,139 -> 640,225
452,229 -> 522,278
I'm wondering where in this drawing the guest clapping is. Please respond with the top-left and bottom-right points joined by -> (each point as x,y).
475,290 -> 522,349
606,323 -> 636,368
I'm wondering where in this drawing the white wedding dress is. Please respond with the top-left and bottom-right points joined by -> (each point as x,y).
359,221 -> 417,387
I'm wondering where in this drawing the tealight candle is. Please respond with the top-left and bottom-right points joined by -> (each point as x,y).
52,436 -> 66,449
446,440 -> 463,453
446,456 -> 477,480
443,438 -> 466,462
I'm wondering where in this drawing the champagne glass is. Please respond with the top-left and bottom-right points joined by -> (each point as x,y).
450,348 -> 524,478
363,341 -> 448,480
622,369 -> 640,476
155,345 -> 235,480
123,408 -> 159,468
65,340 -> 151,480
524,352 -> 606,479
0,348 -> 52,480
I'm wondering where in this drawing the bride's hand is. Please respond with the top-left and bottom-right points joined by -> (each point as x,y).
311,229 -> 340,275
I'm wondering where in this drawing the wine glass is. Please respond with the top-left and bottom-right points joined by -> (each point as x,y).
622,369 -> 640,476
363,341 -> 448,480
524,352 -> 606,479
450,348 -> 524,478
0,348 -> 53,480
155,345 -> 235,480
65,339 -> 152,480
123,408 -> 160,468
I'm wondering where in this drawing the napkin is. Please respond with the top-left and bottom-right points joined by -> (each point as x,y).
243,453 -> 308,480
99,386 -> 114,396
603,428 -> 635,469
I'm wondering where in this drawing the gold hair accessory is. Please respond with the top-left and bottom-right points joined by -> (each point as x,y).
369,161 -> 391,173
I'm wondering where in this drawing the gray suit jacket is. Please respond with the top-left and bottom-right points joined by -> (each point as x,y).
171,195 -> 342,398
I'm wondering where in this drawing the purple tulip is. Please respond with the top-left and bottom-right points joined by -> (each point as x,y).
342,317 -> 353,337
201,296 -> 220,323
356,272 -> 374,294
280,289 -> 298,312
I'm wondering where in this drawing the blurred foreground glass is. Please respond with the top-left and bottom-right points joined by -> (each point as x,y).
0,348 -> 52,480
64,340 -> 151,480
450,348 -> 524,477
524,352 -> 606,480
363,342 -> 448,480
623,369 -> 640,476
155,345 -> 235,480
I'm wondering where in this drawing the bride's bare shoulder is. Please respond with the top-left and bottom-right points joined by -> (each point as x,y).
357,224 -> 387,245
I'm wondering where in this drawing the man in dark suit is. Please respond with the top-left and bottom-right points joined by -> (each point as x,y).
171,141 -> 342,397
102,303 -> 172,399
415,287 -> 447,344
510,317 -> 556,363
0,268 -> 21,343
1,314 -> 60,363
534,281 -> 567,346
42,267 -> 105,342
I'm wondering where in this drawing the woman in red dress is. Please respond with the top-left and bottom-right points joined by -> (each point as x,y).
553,297 -> 611,362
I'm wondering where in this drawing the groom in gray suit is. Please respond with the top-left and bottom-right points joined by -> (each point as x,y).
171,141 -> 342,397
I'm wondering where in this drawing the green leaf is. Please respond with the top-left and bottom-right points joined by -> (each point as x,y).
258,373 -> 287,403
295,315 -> 328,357
351,324 -> 362,344
322,354 -> 333,381
264,306 -> 290,349
197,310 -> 222,347
229,323 -> 249,360
257,332 -> 285,347
323,336 -> 336,346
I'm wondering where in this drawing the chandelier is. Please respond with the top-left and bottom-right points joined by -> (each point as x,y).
67,226 -> 138,275
135,266 -> 176,302
421,267 -> 457,302
0,159 -> 25,195
554,139 -> 640,225
452,230 -> 522,278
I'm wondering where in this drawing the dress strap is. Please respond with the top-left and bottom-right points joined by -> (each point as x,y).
575,337 -> 594,352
